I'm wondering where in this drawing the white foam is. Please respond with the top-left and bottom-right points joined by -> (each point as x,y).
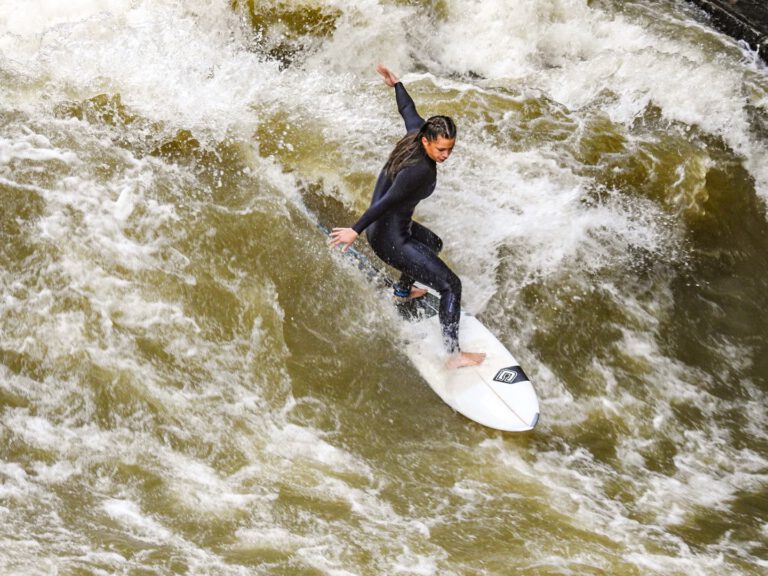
267,423 -> 373,480
233,525 -> 314,552
30,461 -> 78,484
102,498 -> 172,542
0,0 -> 132,37
429,0 -> 768,200
0,462 -> 30,500
0,134 -> 80,165
0,0 -> 275,135
391,551 -> 441,576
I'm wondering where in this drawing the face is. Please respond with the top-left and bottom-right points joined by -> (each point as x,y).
421,135 -> 455,163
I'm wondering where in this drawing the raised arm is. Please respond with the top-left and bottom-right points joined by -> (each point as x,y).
376,64 -> 424,133
395,83 -> 425,133
328,65 -> 427,252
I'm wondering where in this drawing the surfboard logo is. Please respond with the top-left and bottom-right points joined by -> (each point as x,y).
493,366 -> 527,384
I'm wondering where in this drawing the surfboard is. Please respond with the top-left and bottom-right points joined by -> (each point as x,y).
319,219 -> 540,432
397,292 -> 540,432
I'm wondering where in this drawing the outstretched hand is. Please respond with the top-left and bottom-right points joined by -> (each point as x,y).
376,64 -> 398,87
329,227 -> 359,252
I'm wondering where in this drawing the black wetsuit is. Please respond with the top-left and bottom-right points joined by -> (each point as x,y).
351,83 -> 462,353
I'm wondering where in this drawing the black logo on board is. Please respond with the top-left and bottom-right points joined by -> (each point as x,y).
493,366 -> 527,384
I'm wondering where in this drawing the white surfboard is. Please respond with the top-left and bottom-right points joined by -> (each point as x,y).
401,305 -> 540,432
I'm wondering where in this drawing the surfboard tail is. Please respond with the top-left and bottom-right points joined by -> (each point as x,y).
405,314 -> 540,432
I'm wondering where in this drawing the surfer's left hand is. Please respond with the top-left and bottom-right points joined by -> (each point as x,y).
329,227 -> 358,252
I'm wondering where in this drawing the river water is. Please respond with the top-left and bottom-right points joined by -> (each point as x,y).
1,1 -> 767,574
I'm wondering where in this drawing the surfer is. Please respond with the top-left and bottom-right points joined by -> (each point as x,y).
330,65 -> 485,369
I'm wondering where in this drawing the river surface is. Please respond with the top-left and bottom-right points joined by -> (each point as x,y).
1,1 -> 767,574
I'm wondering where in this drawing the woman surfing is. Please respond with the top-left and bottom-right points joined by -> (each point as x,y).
330,65 -> 485,369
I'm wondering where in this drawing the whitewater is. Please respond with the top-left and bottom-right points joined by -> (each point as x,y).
1,1 -> 767,574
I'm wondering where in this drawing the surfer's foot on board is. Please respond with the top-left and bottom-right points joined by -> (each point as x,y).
394,286 -> 428,303
446,351 -> 486,369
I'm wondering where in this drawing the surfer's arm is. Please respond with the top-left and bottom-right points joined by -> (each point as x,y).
350,165 -> 428,234
377,63 -> 424,132
349,192 -> 398,235
395,83 -> 425,133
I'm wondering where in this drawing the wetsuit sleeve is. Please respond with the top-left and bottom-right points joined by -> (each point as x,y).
395,82 -> 425,133
351,165 -> 429,234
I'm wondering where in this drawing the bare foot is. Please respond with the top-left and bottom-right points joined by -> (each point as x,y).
446,351 -> 486,369
394,286 -> 428,303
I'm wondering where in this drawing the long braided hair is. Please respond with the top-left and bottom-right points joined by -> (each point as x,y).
383,115 -> 456,179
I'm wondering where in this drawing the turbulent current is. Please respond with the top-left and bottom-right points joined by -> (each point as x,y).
1,1 -> 767,574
